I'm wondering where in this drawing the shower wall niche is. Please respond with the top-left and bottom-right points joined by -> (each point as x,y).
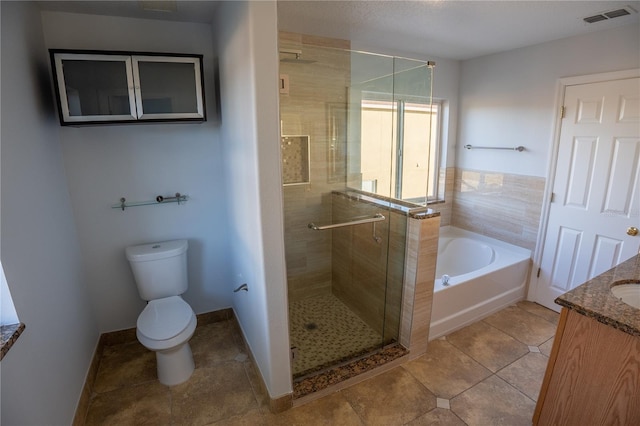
281,135 -> 310,185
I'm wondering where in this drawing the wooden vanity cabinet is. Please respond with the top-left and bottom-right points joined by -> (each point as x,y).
534,308 -> 640,425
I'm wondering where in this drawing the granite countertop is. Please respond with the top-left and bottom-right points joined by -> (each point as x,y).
408,210 -> 441,220
1,322 -> 26,361
555,254 -> 640,337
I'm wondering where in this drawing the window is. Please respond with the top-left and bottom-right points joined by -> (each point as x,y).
360,96 -> 442,204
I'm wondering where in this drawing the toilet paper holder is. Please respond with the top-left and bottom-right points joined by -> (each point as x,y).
234,284 -> 249,292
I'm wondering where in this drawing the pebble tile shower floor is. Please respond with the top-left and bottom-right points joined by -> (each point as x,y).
81,300 -> 559,425
288,294 -> 382,377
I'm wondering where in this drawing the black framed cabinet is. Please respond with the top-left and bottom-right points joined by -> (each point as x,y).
50,50 -> 206,125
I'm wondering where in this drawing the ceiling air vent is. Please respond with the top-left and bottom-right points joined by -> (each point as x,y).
584,14 -> 608,23
604,8 -> 631,18
583,5 -> 636,23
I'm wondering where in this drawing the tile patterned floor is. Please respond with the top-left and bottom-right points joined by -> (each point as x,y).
82,300 -> 559,425
289,294 -> 382,377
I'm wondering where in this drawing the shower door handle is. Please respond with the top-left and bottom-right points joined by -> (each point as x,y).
308,213 -> 386,230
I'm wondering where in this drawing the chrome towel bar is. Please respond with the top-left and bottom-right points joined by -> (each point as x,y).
464,144 -> 525,152
308,213 -> 386,230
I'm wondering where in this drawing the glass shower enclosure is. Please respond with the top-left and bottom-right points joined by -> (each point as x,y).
279,41 -> 434,379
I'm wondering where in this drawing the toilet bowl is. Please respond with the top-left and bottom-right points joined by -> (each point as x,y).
126,240 -> 197,386
136,296 -> 197,386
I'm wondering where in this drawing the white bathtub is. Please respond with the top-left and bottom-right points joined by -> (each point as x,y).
429,226 -> 532,340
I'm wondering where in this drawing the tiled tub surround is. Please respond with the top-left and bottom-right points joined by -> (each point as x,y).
430,166 -> 455,227
535,254 -> 640,424
451,168 -> 545,251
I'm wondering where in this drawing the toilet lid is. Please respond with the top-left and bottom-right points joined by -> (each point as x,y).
137,296 -> 194,341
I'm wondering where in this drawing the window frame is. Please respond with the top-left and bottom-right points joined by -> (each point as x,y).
359,94 -> 443,205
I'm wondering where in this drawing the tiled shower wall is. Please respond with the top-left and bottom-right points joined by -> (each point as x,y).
330,193 -> 407,342
400,214 -> 440,356
449,168 -> 545,251
280,32 -> 351,302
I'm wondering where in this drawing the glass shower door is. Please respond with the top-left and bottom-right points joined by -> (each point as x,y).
280,43 -> 433,378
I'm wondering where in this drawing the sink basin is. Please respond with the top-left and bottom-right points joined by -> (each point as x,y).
610,281 -> 640,309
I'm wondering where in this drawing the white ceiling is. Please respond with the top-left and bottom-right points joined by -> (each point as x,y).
278,0 -> 640,60
37,0 -> 221,24
38,1 -> 640,60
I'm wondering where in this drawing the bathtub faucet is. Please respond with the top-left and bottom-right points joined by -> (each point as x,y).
442,274 -> 450,287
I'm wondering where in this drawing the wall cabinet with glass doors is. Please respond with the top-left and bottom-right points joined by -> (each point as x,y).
50,50 -> 205,125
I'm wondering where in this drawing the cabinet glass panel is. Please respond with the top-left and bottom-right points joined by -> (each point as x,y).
134,57 -> 204,119
51,51 -> 204,124
61,59 -> 132,117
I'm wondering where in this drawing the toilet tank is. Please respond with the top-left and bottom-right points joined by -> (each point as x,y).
125,240 -> 188,301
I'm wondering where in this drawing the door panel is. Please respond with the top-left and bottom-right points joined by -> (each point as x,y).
536,77 -> 640,311
549,226 -> 582,293
603,138 -> 640,215
589,235 -> 622,278
618,94 -> 639,122
565,137 -> 596,209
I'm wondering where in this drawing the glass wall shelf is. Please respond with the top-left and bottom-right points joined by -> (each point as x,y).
112,193 -> 188,211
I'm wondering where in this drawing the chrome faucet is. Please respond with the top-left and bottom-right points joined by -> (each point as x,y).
442,274 -> 450,286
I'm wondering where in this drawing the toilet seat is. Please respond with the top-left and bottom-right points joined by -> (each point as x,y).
137,296 -> 195,343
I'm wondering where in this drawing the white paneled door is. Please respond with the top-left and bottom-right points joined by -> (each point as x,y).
536,76 -> 640,311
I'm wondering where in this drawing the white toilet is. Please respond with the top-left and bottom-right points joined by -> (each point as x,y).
126,239 -> 197,386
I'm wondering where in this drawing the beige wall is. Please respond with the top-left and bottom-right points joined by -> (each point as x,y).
431,166 -> 544,252
451,168 -> 545,251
